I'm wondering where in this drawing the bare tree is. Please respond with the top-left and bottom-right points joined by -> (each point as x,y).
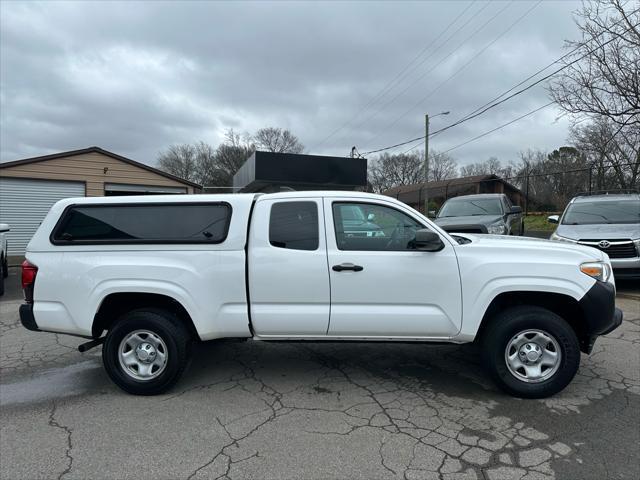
459,157 -> 505,177
212,129 -> 256,187
570,118 -> 639,189
195,141 -> 226,187
549,0 -> 640,128
429,150 -> 458,182
509,148 -> 596,210
253,127 -> 305,153
368,152 -> 423,193
544,146 -> 590,206
368,150 -> 458,193
157,143 -> 199,182
157,141 -> 219,185
159,127 -> 306,188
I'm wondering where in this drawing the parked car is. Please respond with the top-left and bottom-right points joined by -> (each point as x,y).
434,193 -> 523,235
20,191 -> 621,398
337,204 -> 385,238
549,192 -> 640,280
0,223 -> 9,296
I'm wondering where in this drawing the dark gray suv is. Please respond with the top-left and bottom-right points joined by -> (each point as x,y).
434,193 -> 523,235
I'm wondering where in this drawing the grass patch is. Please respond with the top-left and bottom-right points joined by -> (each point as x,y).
524,215 -> 556,232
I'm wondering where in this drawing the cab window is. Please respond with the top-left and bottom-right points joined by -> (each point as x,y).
269,201 -> 319,251
332,202 -> 424,251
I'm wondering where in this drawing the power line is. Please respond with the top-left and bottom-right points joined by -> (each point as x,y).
364,0 -> 542,146
359,19 -> 638,157
397,101 -> 554,155
398,101 -> 554,156
311,1 -> 479,151
426,17 -> 639,138
347,1 -> 509,140
441,101 -> 555,154
359,135 -> 427,156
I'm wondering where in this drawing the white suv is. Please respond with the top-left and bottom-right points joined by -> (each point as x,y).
549,193 -> 640,279
19,192 -> 622,397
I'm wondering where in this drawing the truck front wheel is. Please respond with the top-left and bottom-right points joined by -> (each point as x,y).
102,309 -> 191,395
482,306 -> 580,398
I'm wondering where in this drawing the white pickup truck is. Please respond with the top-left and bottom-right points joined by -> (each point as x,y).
19,191 -> 622,398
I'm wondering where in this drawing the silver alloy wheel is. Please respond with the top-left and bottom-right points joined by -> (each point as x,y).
504,329 -> 561,383
118,330 -> 168,381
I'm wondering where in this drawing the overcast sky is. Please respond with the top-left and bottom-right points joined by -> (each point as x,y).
1,0 -> 584,169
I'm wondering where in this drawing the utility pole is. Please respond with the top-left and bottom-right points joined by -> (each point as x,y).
424,114 -> 430,216
524,161 -> 530,216
423,111 -> 449,216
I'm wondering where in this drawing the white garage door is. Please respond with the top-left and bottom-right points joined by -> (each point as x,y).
0,178 -> 85,257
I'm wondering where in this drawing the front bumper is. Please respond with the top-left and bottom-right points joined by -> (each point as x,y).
602,308 -> 623,335
19,303 -> 41,332
610,256 -> 640,279
578,281 -> 623,353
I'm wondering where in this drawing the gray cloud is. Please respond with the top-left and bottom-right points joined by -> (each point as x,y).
1,0 -> 581,169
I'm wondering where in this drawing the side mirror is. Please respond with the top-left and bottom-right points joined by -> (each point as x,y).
510,206 -> 522,214
428,210 -> 437,218
367,213 -> 375,221
0,223 -> 10,233
547,215 -> 559,224
413,229 -> 445,252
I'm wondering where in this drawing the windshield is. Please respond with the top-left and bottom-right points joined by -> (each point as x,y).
562,199 -> 640,225
438,198 -> 502,217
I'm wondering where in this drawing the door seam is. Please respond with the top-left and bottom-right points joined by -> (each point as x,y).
322,198 -> 333,335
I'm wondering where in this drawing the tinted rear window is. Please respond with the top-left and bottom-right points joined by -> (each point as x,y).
52,203 -> 231,244
269,201 -> 319,251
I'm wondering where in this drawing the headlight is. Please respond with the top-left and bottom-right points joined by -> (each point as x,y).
487,222 -> 506,235
550,232 -> 577,243
580,262 -> 612,282
634,239 -> 640,254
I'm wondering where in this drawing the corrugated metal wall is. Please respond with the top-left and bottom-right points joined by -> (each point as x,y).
0,178 -> 85,256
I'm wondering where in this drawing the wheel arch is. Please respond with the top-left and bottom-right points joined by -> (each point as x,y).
92,292 -> 200,340
475,291 -> 591,353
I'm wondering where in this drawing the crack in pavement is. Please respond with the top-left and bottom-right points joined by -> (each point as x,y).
47,402 -> 74,480
185,356 -> 293,480
1,300 -> 638,480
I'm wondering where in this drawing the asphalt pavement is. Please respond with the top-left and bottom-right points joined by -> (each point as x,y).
1,268 -> 638,480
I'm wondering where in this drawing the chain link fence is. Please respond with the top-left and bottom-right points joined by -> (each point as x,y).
388,162 -> 638,216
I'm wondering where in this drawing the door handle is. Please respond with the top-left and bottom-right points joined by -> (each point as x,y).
332,263 -> 364,272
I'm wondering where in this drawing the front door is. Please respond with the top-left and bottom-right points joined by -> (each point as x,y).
248,197 -> 330,336
324,198 -> 462,338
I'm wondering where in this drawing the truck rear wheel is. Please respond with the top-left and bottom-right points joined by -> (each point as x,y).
102,309 -> 191,395
482,305 -> 580,398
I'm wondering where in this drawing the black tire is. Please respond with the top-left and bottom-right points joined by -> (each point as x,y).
2,255 -> 8,278
482,305 -> 580,399
102,309 -> 191,395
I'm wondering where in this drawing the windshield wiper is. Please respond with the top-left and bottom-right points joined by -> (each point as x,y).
469,201 -> 490,214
